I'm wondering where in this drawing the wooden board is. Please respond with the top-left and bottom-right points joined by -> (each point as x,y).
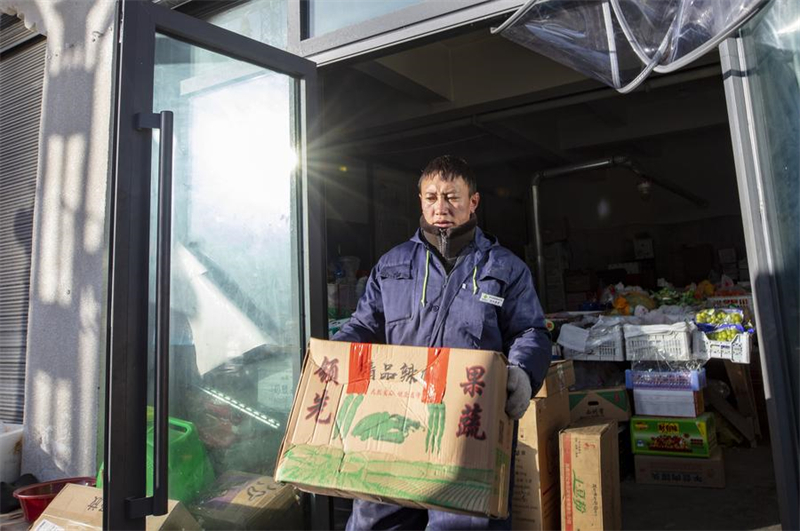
724,360 -> 761,438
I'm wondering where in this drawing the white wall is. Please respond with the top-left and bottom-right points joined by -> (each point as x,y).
0,0 -> 116,480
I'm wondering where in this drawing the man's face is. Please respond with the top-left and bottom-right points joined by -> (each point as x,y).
419,175 -> 479,229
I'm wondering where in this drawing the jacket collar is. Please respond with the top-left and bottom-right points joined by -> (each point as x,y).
411,225 -> 495,253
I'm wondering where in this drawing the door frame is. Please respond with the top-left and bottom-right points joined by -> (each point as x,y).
720,34 -> 799,530
104,1 -> 324,528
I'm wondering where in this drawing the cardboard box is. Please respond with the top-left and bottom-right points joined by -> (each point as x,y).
190,472 -> 300,530
633,388 -> 704,418
564,271 -> 596,294
569,387 -> 631,423
631,413 -> 717,458
31,484 -> 199,530
535,360 -> 575,398
545,289 -> 566,313
513,391 -> 571,530
559,421 -> 621,531
275,339 -> 513,518
634,448 -> 725,488
608,262 -> 641,275
718,248 -> 737,264
546,270 -> 565,288
633,238 -> 654,260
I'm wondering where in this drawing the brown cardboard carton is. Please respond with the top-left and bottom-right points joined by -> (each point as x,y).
534,360 -> 575,398
513,390 -> 571,530
634,448 -> 725,488
190,472 -> 301,529
631,413 -> 717,458
560,421 -> 621,531
569,386 -> 631,423
275,339 -> 513,518
31,484 -> 199,530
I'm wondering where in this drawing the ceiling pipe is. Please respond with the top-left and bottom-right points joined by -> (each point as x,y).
531,155 -> 708,208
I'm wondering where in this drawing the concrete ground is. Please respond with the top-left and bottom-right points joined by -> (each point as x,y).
621,445 -> 781,530
1,446 -> 780,530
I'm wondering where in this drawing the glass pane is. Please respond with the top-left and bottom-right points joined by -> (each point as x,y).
148,34 -> 304,525
740,0 -> 800,410
205,0 -> 289,50
308,0 -> 422,38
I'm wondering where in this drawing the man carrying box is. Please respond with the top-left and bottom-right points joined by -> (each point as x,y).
333,155 -> 552,530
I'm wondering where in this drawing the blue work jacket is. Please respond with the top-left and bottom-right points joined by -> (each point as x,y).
333,227 -> 551,392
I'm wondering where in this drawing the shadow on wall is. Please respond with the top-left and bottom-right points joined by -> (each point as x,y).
0,0 -> 116,481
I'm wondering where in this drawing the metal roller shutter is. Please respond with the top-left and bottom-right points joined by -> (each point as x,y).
0,15 -> 45,423
1,13 -> 39,52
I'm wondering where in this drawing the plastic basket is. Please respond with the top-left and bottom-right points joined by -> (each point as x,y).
13,477 -> 96,523
693,330 -> 752,364
563,325 -> 624,362
707,295 -> 754,322
624,322 -> 694,361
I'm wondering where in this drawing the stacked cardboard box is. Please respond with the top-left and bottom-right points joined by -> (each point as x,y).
563,270 -> 596,311
627,368 -> 725,488
31,484 -> 200,530
718,247 -> 739,281
559,420 -> 621,531
568,386 -> 631,424
190,472 -> 301,530
543,243 -> 569,312
567,384 -> 635,481
513,361 -> 574,530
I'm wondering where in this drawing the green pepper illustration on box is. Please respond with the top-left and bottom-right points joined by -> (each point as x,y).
630,413 -> 717,458
275,339 -> 513,518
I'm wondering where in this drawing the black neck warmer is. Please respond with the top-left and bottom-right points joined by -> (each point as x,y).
420,214 -> 477,272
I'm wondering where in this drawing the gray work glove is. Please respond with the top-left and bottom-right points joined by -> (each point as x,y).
506,365 -> 533,420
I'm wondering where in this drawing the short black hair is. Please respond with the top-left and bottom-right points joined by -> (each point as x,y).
419,155 -> 478,196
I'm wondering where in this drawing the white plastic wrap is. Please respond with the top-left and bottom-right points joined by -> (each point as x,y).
494,0 -> 769,92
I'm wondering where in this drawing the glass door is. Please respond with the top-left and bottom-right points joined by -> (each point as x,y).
104,2 -> 323,529
721,0 -> 800,526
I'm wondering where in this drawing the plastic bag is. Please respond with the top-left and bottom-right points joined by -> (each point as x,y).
494,0 -> 769,93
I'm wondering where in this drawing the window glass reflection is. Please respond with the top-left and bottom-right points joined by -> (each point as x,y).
308,0 -> 422,38
145,35 -> 304,523
205,0 -> 289,50
742,0 -> 800,415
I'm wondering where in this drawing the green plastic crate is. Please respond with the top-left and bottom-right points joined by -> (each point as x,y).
97,412 -> 215,503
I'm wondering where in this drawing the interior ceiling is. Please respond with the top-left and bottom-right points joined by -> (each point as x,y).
320,25 -> 730,176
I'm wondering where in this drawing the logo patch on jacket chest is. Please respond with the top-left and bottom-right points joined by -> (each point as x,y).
479,293 -> 504,307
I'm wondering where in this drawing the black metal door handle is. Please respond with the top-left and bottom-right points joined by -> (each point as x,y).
133,110 -> 173,517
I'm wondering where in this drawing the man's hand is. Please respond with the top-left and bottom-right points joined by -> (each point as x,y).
506,365 -> 532,420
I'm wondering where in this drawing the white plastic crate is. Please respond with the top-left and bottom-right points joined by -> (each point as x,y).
624,322 -> 694,361
693,330 -> 752,364
563,325 -> 625,362
707,295 -> 754,322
